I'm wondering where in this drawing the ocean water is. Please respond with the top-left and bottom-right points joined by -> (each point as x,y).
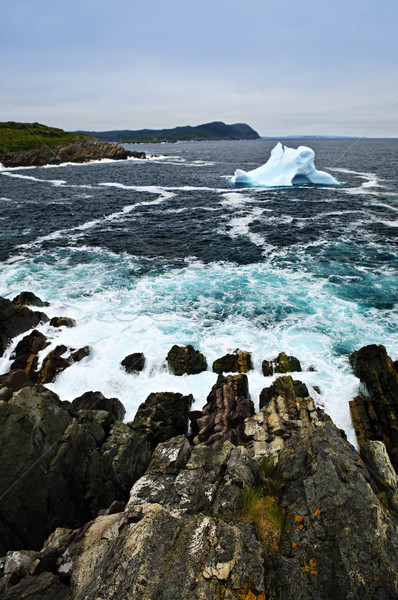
1,138 -> 397,445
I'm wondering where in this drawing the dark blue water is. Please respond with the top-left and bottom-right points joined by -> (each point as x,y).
0,139 -> 397,439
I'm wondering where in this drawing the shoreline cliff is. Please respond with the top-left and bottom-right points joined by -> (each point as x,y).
0,293 -> 397,599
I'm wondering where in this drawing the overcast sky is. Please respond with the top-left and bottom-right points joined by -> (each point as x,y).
1,0 -> 397,136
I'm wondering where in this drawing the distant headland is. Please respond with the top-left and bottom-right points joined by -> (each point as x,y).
78,121 -> 261,143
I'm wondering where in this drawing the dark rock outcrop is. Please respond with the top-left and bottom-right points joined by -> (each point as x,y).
212,350 -> 253,374
49,317 -> 76,328
0,296 -> 48,356
10,329 -> 49,380
0,140 -> 145,168
38,345 -> 90,384
349,344 -> 398,469
166,344 -> 207,375
0,376 -> 151,554
247,375 -> 329,460
194,373 -> 254,445
132,391 -> 193,447
72,391 -> 126,423
262,351 -> 302,376
259,375 -> 309,411
12,292 -> 49,307
121,352 -> 145,373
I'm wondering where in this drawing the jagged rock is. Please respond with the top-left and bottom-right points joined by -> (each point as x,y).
0,369 -> 33,401
72,391 -> 126,422
349,344 -> 398,469
12,291 -> 50,307
127,436 -> 257,518
188,409 -> 202,440
49,317 -> 76,328
67,507 -> 265,600
121,352 -> 145,373
259,375 -> 309,410
0,296 -> 48,356
264,423 -> 398,600
0,379 -> 152,554
0,571 -> 71,600
38,345 -> 90,384
166,344 -> 207,375
262,352 -> 302,376
132,391 -> 193,446
246,376 -> 327,460
213,350 -> 253,374
194,373 -> 254,445
10,330 -> 49,380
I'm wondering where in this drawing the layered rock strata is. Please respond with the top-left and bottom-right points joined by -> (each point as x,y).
194,373 -> 254,445
349,344 -> 398,469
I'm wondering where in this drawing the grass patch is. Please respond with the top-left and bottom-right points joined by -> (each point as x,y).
241,486 -> 283,553
259,457 -> 283,495
0,121 -> 93,153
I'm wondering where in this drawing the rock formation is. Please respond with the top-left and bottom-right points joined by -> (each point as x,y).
1,312 -> 398,599
194,373 -> 254,445
121,352 -> 146,373
166,344 -> 207,375
212,350 -> 253,374
349,344 -> 398,470
0,140 -> 145,168
262,352 -> 302,376
0,297 -> 48,356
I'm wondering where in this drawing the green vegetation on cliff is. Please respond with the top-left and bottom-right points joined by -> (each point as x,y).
81,121 -> 261,143
0,121 -> 93,153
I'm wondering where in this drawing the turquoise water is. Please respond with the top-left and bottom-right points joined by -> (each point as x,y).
1,139 -> 397,443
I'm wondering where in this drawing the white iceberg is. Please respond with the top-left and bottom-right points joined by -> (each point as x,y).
232,142 -> 339,187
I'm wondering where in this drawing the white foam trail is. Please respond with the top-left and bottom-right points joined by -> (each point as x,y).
16,187 -> 175,250
2,172 -> 66,186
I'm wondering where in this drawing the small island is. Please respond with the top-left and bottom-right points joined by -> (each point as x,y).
0,121 -> 145,168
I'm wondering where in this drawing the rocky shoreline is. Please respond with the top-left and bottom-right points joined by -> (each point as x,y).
0,140 -> 145,168
1,293 -> 398,599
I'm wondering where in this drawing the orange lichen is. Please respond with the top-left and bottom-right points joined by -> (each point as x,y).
295,515 -> 303,522
298,524 -> 304,530
301,566 -> 309,573
292,543 -> 297,548
310,559 -> 316,567
290,453 -> 296,457
311,571 -> 318,575
314,509 -> 321,517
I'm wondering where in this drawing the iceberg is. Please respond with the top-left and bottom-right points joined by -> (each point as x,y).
232,142 -> 339,187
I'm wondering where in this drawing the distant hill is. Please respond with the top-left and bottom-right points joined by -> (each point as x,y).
79,121 -> 261,143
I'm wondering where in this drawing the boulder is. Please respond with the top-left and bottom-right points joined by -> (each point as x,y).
194,373 -> 254,445
212,350 -> 253,374
12,292 -> 49,307
49,317 -> 76,328
121,352 -> 145,373
166,344 -> 207,375
0,296 -> 48,356
72,391 -> 126,422
349,344 -> 398,469
262,352 -> 302,376
132,391 -> 193,446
